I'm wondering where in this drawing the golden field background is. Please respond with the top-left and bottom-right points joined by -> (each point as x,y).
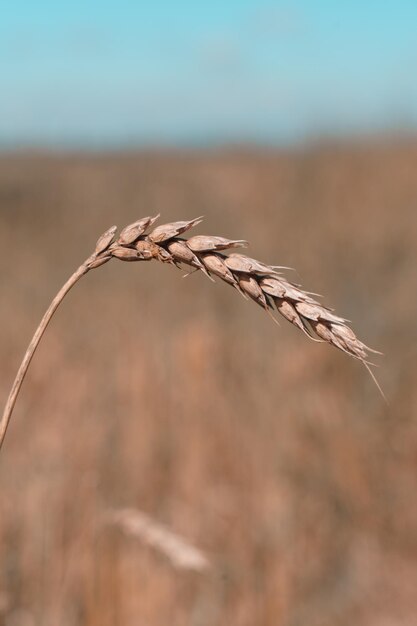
0,140 -> 416,625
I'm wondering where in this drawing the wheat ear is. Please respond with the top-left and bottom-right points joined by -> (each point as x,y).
106,508 -> 209,572
0,216 -> 382,450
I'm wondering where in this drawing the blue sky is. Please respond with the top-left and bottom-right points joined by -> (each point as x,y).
1,0 -> 417,146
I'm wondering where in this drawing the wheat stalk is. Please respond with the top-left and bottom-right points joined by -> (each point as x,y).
0,215 -> 382,450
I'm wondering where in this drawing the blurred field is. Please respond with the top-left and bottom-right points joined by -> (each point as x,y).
0,140 -> 416,626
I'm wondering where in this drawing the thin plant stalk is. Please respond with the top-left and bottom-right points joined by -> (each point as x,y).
0,257 -> 93,450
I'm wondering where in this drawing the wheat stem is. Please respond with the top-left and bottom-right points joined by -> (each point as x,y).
0,256 -> 94,450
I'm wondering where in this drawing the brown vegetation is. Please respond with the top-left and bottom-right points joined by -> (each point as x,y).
0,140 -> 416,625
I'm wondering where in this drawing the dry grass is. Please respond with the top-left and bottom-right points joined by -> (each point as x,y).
0,140 -> 416,625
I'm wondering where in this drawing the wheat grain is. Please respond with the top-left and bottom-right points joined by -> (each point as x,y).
109,216 -> 380,363
0,214 -> 383,450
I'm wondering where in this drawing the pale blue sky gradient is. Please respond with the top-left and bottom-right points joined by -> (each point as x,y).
1,0 -> 417,146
